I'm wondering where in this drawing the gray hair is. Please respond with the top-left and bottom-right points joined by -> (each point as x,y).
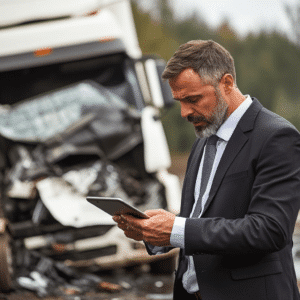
162,40 -> 236,86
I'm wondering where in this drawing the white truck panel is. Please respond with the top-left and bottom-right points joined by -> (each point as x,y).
0,10 -> 121,57
145,59 -> 165,108
0,0 -> 100,26
141,106 -> 172,173
105,0 -> 142,59
0,0 -> 142,59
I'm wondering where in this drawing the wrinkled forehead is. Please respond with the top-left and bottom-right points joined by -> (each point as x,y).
169,68 -> 214,87
169,68 -> 214,90
169,69 -> 215,100
169,69 -> 200,87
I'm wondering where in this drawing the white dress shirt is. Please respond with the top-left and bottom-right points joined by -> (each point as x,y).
170,95 -> 253,293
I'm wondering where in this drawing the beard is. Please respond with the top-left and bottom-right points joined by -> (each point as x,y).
186,87 -> 229,139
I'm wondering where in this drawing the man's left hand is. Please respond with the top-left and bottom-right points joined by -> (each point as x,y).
113,209 -> 175,247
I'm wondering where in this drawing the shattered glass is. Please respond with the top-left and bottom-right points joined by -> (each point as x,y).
0,81 -> 128,142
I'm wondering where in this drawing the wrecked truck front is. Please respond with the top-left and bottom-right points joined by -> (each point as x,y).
0,80 -> 179,275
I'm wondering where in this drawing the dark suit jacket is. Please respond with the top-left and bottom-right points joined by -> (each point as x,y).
172,98 -> 300,300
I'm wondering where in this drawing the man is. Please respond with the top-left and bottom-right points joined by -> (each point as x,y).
113,40 -> 300,300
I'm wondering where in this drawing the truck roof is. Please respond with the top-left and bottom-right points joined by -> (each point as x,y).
0,0 -> 141,59
0,0 -> 115,26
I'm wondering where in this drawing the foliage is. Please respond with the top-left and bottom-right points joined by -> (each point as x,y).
131,0 -> 300,153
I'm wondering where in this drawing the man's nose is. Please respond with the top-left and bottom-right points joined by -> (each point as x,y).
180,102 -> 193,119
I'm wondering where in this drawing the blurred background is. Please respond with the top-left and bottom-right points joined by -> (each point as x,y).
132,0 -> 300,156
1,0 -> 300,298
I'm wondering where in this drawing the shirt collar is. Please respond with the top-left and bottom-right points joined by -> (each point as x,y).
216,95 -> 252,142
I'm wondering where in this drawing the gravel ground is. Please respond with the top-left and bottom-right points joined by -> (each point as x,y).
0,265 -> 174,300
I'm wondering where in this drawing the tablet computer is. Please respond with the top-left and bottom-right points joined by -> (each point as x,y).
86,196 -> 149,219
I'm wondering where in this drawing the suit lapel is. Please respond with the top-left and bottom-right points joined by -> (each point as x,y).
201,98 -> 263,215
180,138 -> 206,217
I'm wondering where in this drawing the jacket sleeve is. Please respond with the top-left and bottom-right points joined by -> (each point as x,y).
184,126 -> 300,255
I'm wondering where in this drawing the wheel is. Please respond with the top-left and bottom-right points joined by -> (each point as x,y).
0,232 -> 13,292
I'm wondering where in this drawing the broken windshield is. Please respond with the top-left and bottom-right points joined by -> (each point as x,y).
0,81 -> 132,142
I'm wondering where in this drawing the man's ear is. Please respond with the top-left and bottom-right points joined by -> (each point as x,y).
220,74 -> 234,94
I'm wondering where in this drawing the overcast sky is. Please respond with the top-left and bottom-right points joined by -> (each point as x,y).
138,0 -> 299,42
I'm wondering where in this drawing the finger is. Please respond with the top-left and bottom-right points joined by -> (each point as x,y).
117,221 -> 139,232
114,220 -> 125,227
144,209 -> 165,217
112,215 -> 122,223
124,230 -> 143,241
120,215 -> 144,229
117,223 -> 127,231
116,223 -> 128,232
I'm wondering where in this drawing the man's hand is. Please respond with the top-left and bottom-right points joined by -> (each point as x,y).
113,214 -> 144,241
113,209 -> 176,247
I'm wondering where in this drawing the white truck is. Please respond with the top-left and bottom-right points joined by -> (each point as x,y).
0,0 -> 181,291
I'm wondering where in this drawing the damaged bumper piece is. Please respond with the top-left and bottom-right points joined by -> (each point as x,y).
16,248 -> 122,297
0,81 -> 179,293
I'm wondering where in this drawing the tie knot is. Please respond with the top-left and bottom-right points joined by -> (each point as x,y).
207,135 -> 219,146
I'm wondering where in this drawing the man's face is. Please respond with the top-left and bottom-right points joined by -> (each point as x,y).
169,68 -> 229,138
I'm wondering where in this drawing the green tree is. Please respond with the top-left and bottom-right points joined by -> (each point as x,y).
131,0 -> 300,153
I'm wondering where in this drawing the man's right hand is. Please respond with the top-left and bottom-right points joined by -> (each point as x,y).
113,215 -> 143,241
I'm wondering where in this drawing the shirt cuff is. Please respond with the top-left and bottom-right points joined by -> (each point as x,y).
170,216 -> 186,248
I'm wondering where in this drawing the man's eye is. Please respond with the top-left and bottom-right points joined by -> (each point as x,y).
187,98 -> 198,104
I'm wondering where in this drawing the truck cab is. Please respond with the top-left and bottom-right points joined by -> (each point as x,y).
0,0 -> 181,291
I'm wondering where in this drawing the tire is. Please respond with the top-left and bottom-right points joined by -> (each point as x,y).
0,232 -> 13,292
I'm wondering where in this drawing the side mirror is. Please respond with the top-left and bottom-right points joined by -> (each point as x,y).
143,58 -> 175,108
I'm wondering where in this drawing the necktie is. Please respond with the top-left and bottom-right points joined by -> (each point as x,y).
192,134 -> 219,217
